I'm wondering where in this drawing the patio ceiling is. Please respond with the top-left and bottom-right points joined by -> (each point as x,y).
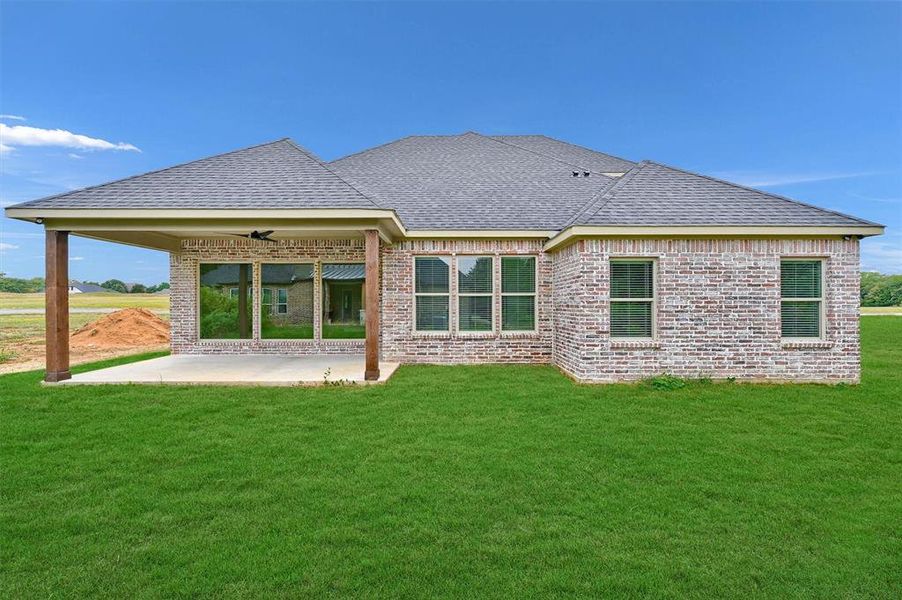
4,208 -> 407,252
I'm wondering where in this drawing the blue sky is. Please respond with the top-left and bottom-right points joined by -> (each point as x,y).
1,1 -> 900,282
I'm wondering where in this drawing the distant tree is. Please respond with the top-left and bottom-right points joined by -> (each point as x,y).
146,282 -> 170,293
130,283 -> 148,294
0,273 -> 45,293
101,279 -> 128,293
861,272 -> 902,307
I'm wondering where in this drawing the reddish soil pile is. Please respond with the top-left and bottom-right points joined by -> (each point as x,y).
71,308 -> 170,349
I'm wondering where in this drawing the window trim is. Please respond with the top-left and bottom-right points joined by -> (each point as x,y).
780,258 -> 826,341
500,255 -> 538,334
197,261 -> 255,342
258,261 -> 316,342
609,257 -> 657,341
320,260 -> 367,340
456,254 -> 495,335
413,255 -> 452,334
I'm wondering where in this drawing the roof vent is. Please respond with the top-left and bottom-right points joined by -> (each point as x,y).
572,171 -> 579,177
583,172 -> 590,177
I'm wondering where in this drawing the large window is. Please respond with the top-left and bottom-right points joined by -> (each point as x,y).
610,260 -> 655,338
781,260 -> 823,338
261,264 -> 314,339
199,263 -> 253,339
415,257 -> 450,331
321,263 -> 366,339
458,256 -> 494,332
501,257 -> 535,331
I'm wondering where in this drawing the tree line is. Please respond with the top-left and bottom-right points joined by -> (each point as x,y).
0,273 -> 170,294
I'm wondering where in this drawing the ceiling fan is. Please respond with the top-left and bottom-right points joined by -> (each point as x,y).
226,230 -> 277,242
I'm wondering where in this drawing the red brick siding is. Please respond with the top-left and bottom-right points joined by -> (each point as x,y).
550,238 -> 861,383
171,237 -> 862,382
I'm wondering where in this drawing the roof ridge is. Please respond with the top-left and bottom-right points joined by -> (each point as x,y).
282,139 -> 382,209
566,161 -> 650,226
479,132 -> 614,175
327,135 -> 417,166
644,160 -> 883,227
9,138 -> 295,209
530,134 -> 636,170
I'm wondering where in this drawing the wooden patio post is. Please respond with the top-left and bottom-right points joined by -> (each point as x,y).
45,230 -> 71,382
364,229 -> 380,381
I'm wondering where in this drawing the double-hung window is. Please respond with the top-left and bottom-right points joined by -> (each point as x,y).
501,257 -> 536,331
781,260 -> 823,338
415,257 -> 450,331
262,287 -> 288,315
610,260 -> 655,338
458,256 -> 493,332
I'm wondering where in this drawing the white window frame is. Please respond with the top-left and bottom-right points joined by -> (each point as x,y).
609,258 -> 657,341
260,286 -> 288,315
500,255 -> 538,334
413,255 -> 451,333
275,288 -> 288,314
780,258 -> 825,341
456,255 -> 495,334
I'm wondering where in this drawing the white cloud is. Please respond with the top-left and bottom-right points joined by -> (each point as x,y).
0,114 -> 26,121
0,123 -> 140,153
861,241 -> 902,274
67,153 -> 85,160
0,242 -> 20,251
0,231 -> 43,239
713,171 -> 877,188
70,256 -> 85,261
849,192 -> 901,204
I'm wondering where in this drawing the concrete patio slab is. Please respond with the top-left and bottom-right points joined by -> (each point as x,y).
57,354 -> 399,386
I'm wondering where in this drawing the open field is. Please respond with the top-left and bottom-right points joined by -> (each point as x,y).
861,305 -> 902,315
1,318 -> 899,597
0,292 -> 170,311
0,313 -> 170,375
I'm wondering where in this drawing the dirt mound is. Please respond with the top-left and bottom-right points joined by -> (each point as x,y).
71,308 -> 170,348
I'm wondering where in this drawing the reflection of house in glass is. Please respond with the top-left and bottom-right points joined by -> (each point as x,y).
198,263 -> 254,339
322,264 -> 365,326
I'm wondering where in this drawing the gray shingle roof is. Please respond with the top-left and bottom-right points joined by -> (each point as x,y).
11,139 -> 377,210
8,132 -> 878,231
68,281 -> 112,293
574,161 -> 878,227
489,135 -> 635,173
328,132 -> 617,229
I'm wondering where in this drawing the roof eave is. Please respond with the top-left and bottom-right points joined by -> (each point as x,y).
544,224 -> 886,252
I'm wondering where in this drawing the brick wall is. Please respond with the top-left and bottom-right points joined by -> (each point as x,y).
171,237 -> 861,382
380,239 -> 553,364
170,239 -> 365,354
550,238 -> 861,383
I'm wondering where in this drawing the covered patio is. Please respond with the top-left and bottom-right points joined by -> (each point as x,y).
58,354 -> 400,386
9,208 -> 405,385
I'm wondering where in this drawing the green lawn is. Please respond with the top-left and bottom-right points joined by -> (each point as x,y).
2,321 -> 900,597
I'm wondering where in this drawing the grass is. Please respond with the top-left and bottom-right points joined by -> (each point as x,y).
0,291 -> 170,311
0,313 -> 101,344
261,323 -> 366,339
2,319 -> 900,597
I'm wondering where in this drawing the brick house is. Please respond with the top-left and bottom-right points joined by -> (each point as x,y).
5,133 -> 883,383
